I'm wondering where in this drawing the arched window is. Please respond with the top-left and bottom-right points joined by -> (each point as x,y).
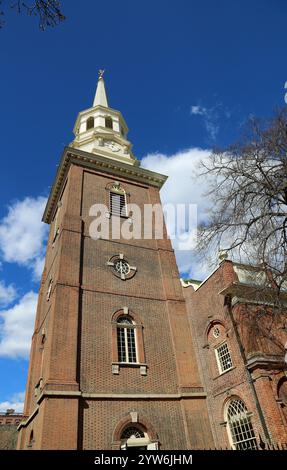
120,425 -> 152,450
111,308 -> 146,375
226,398 -> 256,449
113,415 -> 158,450
86,116 -> 94,130
105,116 -> 113,129
121,426 -> 145,439
117,316 -> 137,363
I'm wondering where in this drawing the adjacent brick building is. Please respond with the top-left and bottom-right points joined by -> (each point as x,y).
183,258 -> 287,448
0,410 -> 23,450
17,74 -> 287,450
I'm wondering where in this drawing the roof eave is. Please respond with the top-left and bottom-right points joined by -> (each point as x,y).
42,146 -> 168,224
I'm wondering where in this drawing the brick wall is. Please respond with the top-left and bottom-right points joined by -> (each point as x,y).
18,160 -> 214,450
184,260 -> 287,447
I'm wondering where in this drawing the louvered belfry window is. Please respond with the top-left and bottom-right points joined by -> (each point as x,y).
110,191 -> 127,217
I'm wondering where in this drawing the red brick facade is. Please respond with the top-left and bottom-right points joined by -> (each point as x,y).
183,260 -> 287,448
17,149 -> 214,450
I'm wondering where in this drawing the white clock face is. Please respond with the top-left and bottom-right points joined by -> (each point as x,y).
104,140 -> 121,152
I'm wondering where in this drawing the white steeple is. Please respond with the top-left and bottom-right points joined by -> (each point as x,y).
93,70 -> 108,107
70,71 -> 138,167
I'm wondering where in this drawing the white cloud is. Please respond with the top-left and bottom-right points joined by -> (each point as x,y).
0,291 -> 37,359
205,120 -> 219,141
190,105 -> 206,116
0,391 -> 25,413
141,148 -> 216,279
0,197 -> 48,280
190,104 -> 219,141
190,102 -> 231,141
142,147 -> 212,217
0,281 -> 17,307
32,256 -> 45,282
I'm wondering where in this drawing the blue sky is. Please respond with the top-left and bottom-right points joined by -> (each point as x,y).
0,0 -> 286,411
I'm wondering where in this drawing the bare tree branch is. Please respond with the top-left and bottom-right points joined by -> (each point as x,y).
0,0 -> 65,29
198,108 -> 287,293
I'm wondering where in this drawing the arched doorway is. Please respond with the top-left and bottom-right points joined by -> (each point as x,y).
120,425 -> 150,450
112,415 -> 159,450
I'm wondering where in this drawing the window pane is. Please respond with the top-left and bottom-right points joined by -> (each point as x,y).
117,316 -> 132,325
127,328 -> 137,363
216,342 -> 233,373
117,317 -> 137,364
117,327 -> 126,362
227,399 -> 257,450
121,427 -> 144,439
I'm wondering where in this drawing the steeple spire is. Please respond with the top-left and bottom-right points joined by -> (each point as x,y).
71,72 -> 139,166
93,69 -> 108,107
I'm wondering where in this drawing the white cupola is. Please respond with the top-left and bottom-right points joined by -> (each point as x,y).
70,70 -> 139,166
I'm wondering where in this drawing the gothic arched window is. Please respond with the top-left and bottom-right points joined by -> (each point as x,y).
117,316 -> 137,363
86,116 -> 94,130
105,116 -> 113,129
226,398 -> 256,449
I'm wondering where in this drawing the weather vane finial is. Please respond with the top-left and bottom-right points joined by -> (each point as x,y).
98,69 -> 105,79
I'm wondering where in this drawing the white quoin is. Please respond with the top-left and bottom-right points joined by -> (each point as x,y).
70,72 -> 139,167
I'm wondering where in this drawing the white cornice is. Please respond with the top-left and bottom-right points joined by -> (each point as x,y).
42,146 -> 168,224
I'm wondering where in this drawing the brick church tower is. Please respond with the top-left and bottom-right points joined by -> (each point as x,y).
17,73 -> 213,450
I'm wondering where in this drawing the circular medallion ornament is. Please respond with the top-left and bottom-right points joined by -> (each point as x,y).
114,259 -> 130,276
106,254 -> 137,280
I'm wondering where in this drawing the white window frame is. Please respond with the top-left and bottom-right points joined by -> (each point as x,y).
110,190 -> 127,217
117,318 -> 138,364
46,278 -> 53,302
52,201 -> 62,243
225,399 -> 257,450
215,341 -> 233,374
120,426 -> 157,450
